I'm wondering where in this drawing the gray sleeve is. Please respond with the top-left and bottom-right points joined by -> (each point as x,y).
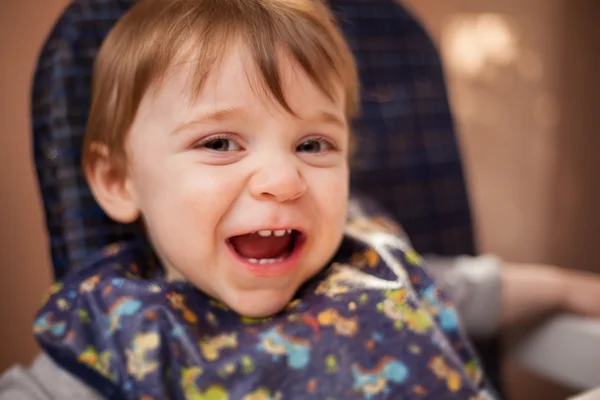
0,354 -> 103,400
421,254 -> 503,338
0,365 -> 51,400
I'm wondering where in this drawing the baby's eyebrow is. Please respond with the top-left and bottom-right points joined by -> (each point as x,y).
172,107 -> 346,135
303,111 -> 347,130
172,107 -> 249,135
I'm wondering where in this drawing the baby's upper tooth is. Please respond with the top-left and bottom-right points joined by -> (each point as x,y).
258,230 -> 273,237
274,230 -> 287,237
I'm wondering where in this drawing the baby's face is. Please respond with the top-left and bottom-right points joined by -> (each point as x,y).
124,42 -> 350,317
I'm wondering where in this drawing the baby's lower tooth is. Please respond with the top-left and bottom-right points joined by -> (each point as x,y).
251,256 -> 287,265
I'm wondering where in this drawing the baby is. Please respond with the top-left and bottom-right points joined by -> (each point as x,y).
34,0 -> 496,399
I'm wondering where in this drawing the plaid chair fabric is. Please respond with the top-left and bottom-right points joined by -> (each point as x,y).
33,0 -> 475,280
33,0 -> 500,393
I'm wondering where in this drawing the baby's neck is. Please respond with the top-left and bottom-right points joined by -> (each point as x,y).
164,266 -> 186,282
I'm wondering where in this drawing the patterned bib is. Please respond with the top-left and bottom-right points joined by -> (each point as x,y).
34,214 -> 496,400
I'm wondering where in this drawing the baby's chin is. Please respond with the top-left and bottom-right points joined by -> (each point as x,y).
220,287 -> 298,318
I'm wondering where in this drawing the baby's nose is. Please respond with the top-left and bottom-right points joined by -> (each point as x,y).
249,155 -> 307,202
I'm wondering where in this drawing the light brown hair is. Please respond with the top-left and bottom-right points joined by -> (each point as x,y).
82,0 -> 359,174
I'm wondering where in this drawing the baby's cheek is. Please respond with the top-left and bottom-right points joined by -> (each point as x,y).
319,171 -> 349,220
311,181 -> 347,256
179,180 -> 232,226
139,181 -> 203,246
322,177 -> 348,248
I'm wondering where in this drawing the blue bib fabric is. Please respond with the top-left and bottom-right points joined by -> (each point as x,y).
34,214 -> 495,400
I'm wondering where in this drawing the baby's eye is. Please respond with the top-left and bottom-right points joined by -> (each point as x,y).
296,138 -> 336,153
197,136 -> 243,152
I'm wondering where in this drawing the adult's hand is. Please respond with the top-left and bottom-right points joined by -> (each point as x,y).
500,263 -> 600,328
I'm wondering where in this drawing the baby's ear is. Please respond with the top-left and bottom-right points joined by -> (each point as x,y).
84,143 -> 140,224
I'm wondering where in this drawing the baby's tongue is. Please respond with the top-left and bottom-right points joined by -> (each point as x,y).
229,233 -> 291,260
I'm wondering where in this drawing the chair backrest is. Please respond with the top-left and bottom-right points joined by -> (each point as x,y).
32,0 -> 475,281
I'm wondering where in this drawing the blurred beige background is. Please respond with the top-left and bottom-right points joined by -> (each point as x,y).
402,1 -> 600,399
0,0 -> 70,372
0,1 -> 598,399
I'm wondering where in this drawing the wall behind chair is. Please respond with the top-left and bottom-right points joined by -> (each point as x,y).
0,0 -> 70,372
403,0 -> 600,399
403,0 -> 600,271
403,0 -> 562,264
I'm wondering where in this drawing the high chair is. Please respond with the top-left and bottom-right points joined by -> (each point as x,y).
30,0 -> 495,394
34,0 -> 600,397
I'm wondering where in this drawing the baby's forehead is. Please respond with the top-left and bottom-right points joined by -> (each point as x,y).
149,43 -> 346,118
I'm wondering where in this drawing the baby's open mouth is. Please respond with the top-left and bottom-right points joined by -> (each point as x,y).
228,229 -> 303,264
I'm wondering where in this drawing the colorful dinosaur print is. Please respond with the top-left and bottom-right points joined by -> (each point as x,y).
79,275 -> 100,293
166,292 -> 198,323
206,312 -> 219,328
428,355 -> 462,392
126,332 -> 160,381
285,314 -> 321,339
421,286 -> 458,331
243,387 -> 282,400
78,346 -> 113,380
106,296 -> 142,333
284,299 -> 302,312
241,316 -> 273,325
240,355 -> 255,374
199,333 -> 238,362
464,359 -> 483,385
56,298 -> 71,311
77,308 -> 91,323
33,312 -> 67,337
39,282 -> 63,306
350,248 -> 380,269
181,366 -> 203,386
148,283 -> 162,293
180,367 -> 228,400
403,248 -> 422,266
325,354 -> 339,373
317,309 -> 359,337
217,362 -> 237,379
351,356 -> 408,399
378,289 -> 432,333
257,326 -> 311,369
314,267 -> 356,298
103,242 -> 123,257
